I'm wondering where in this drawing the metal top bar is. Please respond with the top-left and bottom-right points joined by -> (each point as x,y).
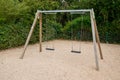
70,12 -> 86,14
44,12 -> 57,14
37,9 -> 91,13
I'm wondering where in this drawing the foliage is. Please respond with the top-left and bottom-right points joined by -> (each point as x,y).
43,19 -> 62,41
62,15 -> 92,40
0,0 -> 120,50
0,0 -> 29,23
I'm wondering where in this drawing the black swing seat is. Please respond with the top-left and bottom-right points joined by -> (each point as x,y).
71,50 -> 81,53
46,48 -> 55,51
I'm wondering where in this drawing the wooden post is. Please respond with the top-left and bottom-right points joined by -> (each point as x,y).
20,13 -> 38,59
39,13 -> 42,52
92,9 -> 103,59
90,10 -> 99,70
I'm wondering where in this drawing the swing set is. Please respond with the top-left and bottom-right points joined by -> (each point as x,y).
19,9 -> 103,71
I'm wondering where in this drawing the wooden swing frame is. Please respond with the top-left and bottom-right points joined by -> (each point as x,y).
20,9 -> 103,71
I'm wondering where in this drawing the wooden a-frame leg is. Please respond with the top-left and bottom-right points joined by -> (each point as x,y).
20,13 -> 38,59
92,9 -> 103,59
94,20 -> 103,59
39,13 -> 42,52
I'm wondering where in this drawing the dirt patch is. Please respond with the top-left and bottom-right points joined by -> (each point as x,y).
0,40 -> 120,80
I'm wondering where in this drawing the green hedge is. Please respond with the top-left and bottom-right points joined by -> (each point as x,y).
0,0 -> 120,50
62,15 -> 92,40
0,23 -> 36,50
0,20 -> 62,50
98,21 -> 120,43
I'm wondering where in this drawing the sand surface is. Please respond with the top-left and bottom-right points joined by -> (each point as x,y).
0,40 -> 120,80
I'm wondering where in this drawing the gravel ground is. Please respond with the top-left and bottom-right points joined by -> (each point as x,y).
0,40 -> 120,80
